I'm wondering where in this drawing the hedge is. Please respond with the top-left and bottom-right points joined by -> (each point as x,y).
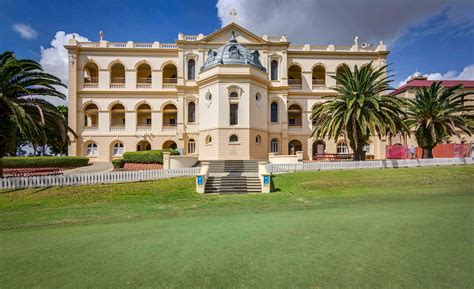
112,159 -> 125,169
122,149 -> 179,164
2,156 -> 89,168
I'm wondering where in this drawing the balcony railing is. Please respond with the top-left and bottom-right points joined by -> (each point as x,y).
288,79 -> 303,90
137,77 -> 152,88
110,77 -> 125,88
83,77 -> 98,88
163,78 -> 177,89
110,125 -> 125,132
83,125 -> 98,131
162,124 -> 177,132
136,125 -> 151,131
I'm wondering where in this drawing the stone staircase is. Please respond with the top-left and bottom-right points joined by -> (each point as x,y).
205,160 -> 261,194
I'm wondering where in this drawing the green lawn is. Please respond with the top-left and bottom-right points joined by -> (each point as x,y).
1,165 -> 473,288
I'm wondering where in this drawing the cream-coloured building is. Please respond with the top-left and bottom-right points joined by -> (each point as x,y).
66,22 -> 392,162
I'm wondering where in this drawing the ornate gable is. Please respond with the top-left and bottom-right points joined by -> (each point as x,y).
201,23 -> 267,45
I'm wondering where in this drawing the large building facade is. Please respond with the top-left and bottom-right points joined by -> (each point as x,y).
66,23 -> 391,162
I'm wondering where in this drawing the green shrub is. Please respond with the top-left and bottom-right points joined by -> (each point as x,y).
122,149 -> 179,164
112,159 -> 125,169
2,156 -> 89,168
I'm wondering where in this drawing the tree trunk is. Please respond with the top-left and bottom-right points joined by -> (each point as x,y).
422,147 -> 434,159
353,147 -> 366,161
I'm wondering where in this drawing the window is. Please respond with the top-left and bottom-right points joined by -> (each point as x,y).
229,92 -> 239,98
86,142 -> 98,156
288,65 -> 302,84
110,103 -> 126,126
255,93 -> 261,102
271,60 -> 278,80
364,143 -> 371,154
256,135 -> 261,144
205,92 -> 212,101
187,59 -> 195,80
230,103 -> 238,125
83,103 -> 99,127
337,142 -> 348,154
163,104 -> 178,126
271,138 -> 279,153
136,103 -> 151,127
188,139 -> 196,154
163,64 -> 177,84
271,102 -> 278,123
205,135 -> 212,144
136,63 -> 151,86
229,134 -> 239,143
188,102 -> 196,123
113,142 -> 124,156
110,63 -> 125,85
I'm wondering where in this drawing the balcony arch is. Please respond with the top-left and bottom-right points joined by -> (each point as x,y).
110,103 -> 126,128
336,64 -> 348,85
136,62 -> 152,88
162,62 -> 177,87
288,65 -> 302,88
162,140 -> 177,150
288,104 -> 302,127
110,61 -> 126,88
83,102 -> 99,129
83,61 -> 99,88
136,103 -> 152,129
136,140 -> 151,151
162,103 -> 177,129
312,64 -> 326,86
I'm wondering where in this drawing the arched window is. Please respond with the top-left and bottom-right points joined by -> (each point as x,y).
86,142 -> 98,156
83,62 -> 98,88
163,104 -> 177,127
110,63 -> 125,87
136,63 -> 151,88
271,102 -> 278,123
337,141 -> 348,154
364,143 -> 371,154
271,60 -> 278,80
271,138 -> 279,153
136,103 -> 151,127
83,103 -> 99,128
110,103 -> 125,127
205,135 -> 212,145
229,91 -> 239,98
312,65 -> 326,86
288,104 -> 302,127
112,142 -> 124,156
336,65 -> 347,85
187,59 -> 195,80
256,135 -> 261,144
188,102 -> 196,123
229,134 -> 239,143
163,64 -> 177,85
230,103 -> 238,125
187,139 -> 196,154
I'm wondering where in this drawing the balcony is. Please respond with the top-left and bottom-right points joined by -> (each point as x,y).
110,125 -> 125,132
312,79 -> 326,91
83,125 -> 98,131
83,77 -> 98,88
162,78 -> 177,89
136,125 -> 151,132
137,78 -> 151,89
288,125 -> 303,131
110,77 -> 125,88
162,124 -> 177,132
288,79 -> 302,91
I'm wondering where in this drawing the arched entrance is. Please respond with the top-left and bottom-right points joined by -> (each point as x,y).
312,140 -> 326,156
137,140 -> 151,151
288,140 -> 302,155
162,140 -> 177,150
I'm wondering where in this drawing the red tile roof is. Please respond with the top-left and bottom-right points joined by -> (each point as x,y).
391,79 -> 474,96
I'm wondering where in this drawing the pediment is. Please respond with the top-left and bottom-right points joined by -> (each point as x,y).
201,23 -> 267,45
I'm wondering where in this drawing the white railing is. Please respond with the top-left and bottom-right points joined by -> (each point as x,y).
184,35 -> 198,41
110,42 -> 127,48
0,167 -> 200,190
267,158 -> 473,174
134,43 -> 153,48
161,43 -> 177,49
83,83 -> 98,88
79,42 -> 100,47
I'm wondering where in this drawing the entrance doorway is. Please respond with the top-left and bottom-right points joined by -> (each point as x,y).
288,140 -> 302,155
312,140 -> 326,156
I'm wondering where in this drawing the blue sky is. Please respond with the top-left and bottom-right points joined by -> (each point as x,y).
1,0 -> 473,88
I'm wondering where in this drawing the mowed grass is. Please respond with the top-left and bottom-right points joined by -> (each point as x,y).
1,165 -> 473,288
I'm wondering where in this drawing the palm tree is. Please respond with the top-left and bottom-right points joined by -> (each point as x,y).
0,51 -> 75,176
311,62 -> 409,161
405,82 -> 473,158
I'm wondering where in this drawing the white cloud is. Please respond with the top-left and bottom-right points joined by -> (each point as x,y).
398,64 -> 474,86
39,31 -> 89,105
216,0 -> 474,45
12,23 -> 38,40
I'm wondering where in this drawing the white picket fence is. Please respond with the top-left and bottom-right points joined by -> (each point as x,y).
0,167 -> 200,190
267,158 -> 474,174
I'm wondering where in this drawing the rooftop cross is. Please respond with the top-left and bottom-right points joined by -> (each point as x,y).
229,8 -> 237,22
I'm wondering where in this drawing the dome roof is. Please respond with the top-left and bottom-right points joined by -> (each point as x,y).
200,31 -> 266,72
